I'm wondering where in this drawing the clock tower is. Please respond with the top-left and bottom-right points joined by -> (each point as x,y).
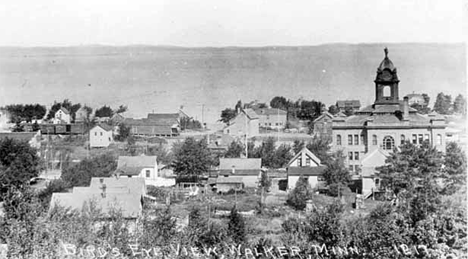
374,48 -> 400,105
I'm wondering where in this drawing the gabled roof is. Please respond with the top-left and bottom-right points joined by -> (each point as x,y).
92,124 -> 114,131
117,156 -> 156,169
253,108 -> 287,116
58,107 -> 70,114
287,147 -> 322,167
49,192 -> 142,218
313,112 -> 334,123
361,148 -> 390,168
288,166 -> 326,176
243,109 -> 259,120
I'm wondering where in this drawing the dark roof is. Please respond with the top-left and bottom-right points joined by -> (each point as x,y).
288,166 -> 326,176
216,176 -> 244,184
336,100 -> 361,108
378,56 -> 395,71
147,113 -> 179,125
0,132 -> 37,142
313,112 -> 334,123
89,177 -> 146,197
253,108 -> 287,116
59,107 -> 70,114
219,169 -> 261,176
131,125 -> 174,135
117,156 -> 156,168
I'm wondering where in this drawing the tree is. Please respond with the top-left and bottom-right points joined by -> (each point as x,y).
453,94 -> 466,115
219,108 -> 237,124
292,139 -> 305,154
322,150 -> 351,197
114,105 -> 128,114
37,179 -> 69,208
114,123 -> 131,141
328,104 -> 339,115
0,138 -> 41,197
272,144 -> 293,168
61,153 -> 117,187
228,205 -> 246,244
270,96 -> 290,111
287,175 -> 313,210
410,103 -> 431,114
225,141 -> 244,158
305,135 -> 332,162
3,104 -> 47,123
433,92 -> 453,114
94,105 -> 114,118
344,106 -> 355,116
442,142 -> 467,194
171,137 -> 212,182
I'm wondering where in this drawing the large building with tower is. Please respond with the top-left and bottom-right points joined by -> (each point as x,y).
331,48 -> 447,192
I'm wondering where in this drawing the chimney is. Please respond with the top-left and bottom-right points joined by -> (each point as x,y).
99,179 -> 107,198
403,97 -> 409,120
232,165 -> 236,175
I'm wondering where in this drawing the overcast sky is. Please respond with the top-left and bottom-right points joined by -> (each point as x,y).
0,0 -> 466,47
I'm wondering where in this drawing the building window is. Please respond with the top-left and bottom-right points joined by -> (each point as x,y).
297,158 -> 302,167
306,157 -> 311,166
146,170 -> 151,178
400,135 -> 405,145
348,152 -> 353,160
383,136 -> 395,150
383,86 -> 391,97
348,135 -> 353,145
424,134 -> 429,143
412,134 -> 417,144
372,135 -> 377,145
418,134 -> 423,144
354,152 -> 359,160
94,132 -> 97,136
354,134 -> 359,145
349,165 -> 354,172
354,165 -> 360,172
360,135 -> 365,145
437,134 -> 442,145
100,132 -> 103,136
336,135 -> 342,146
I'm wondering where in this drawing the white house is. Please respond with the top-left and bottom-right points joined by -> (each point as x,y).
287,147 -> 326,190
89,124 -> 114,148
53,107 -> 71,124
223,109 -> 259,137
115,155 -> 175,187
217,158 -> 262,188
360,148 -> 390,196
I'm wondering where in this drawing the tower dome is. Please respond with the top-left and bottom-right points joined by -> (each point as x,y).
377,47 -> 395,71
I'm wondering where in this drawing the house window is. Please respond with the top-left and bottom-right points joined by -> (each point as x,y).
372,135 -> 377,145
354,134 -> 359,145
383,136 -> 395,150
412,134 -> 417,144
146,170 -> 151,178
418,134 -> 423,144
354,152 -> 359,160
437,134 -> 442,145
424,134 -> 429,143
400,135 -> 405,145
336,135 -> 342,146
348,135 -> 353,145
108,137 -> 111,141
100,132 -> 103,136
348,152 -> 353,160
297,158 -> 302,167
95,132 -> 97,136
349,165 -> 354,172
306,157 -> 311,166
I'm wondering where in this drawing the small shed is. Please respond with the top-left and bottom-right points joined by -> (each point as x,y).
216,176 -> 244,193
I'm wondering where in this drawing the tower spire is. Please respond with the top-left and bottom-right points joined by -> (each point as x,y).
384,47 -> 388,58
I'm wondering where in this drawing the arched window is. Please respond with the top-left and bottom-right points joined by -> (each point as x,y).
336,135 -> 342,145
400,134 -> 405,145
372,135 -> 377,145
383,86 -> 391,97
383,136 -> 395,150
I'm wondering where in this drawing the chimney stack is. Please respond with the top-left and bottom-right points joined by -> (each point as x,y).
403,97 -> 409,120
100,178 -> 106,198
232,165 -> 236,175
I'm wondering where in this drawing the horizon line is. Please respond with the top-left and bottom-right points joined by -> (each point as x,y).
0,41 -> 465,49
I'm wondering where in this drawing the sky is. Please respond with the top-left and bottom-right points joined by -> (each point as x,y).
0,0 -> 466,47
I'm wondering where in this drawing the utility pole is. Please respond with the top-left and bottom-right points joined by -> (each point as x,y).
277,107 -> 280,142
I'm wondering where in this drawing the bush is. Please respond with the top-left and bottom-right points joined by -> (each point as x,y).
286,176 -> 312,210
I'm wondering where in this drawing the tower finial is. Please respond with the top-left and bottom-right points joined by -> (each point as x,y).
384,47 -> 388,58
